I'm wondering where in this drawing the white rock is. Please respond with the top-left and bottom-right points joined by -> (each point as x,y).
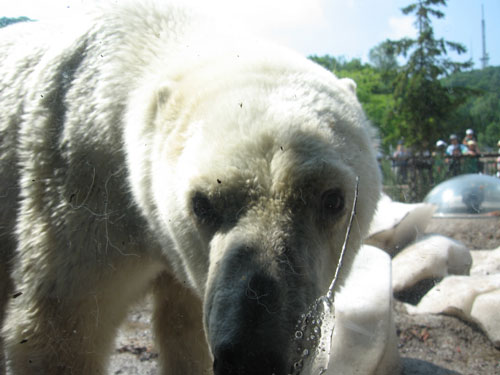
366,194 -> 436,255
406,274 -> 500,347
470,247 -> 500,276
392,234 -> 471,293
410,275 -> 500,314
471,289 -> 500,347
328,245 -> 401,375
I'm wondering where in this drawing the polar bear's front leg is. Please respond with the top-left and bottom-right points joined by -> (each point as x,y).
3,255 -> 162,375
0,260 -> 12,373
3,285 -> 117,374
152,272 -> 213,375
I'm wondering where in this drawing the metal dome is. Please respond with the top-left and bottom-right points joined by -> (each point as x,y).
424,174 -> 500,215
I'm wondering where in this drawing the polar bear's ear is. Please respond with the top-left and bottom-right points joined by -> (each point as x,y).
339,78 -> 357,94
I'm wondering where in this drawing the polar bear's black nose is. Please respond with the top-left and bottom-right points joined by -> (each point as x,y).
206,247 -> 290,375
209,270 -> 288,375
213,345 -> 286,375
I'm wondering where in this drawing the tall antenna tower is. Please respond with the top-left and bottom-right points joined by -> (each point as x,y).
480,4 -> 489,69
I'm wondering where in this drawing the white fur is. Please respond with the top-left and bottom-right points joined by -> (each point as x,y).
0,2 -> 381,374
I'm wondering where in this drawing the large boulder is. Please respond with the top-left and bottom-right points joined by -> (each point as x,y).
366,194 -> 435,256
392,234 -> 471,295
329,245 -> 401,374
406,274 -> 500,348
470,247 -> 500,276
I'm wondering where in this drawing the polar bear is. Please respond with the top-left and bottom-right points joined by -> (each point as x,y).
0,2 -> 381,374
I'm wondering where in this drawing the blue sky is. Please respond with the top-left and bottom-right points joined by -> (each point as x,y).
1,0 -> 499,69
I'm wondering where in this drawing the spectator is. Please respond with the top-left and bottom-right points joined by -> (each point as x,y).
462,128 -> 476,146
446,134 -> 467,156
446,134 -> 466,176
392,140 -> 410,183
465,140 -> 479,156
463,140 -> 481,173
435,140 -> 447,154
433,140 -> 447,183
462,129 -> 480,153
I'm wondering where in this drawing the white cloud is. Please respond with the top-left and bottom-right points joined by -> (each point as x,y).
388,16 -> 417,39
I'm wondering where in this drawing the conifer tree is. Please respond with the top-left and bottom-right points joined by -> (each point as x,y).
389,0 -> 472,149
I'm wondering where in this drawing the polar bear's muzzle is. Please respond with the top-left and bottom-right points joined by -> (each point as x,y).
204,245 -> 295,375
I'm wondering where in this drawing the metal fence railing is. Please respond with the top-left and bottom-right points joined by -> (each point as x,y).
384,154 -> 500,202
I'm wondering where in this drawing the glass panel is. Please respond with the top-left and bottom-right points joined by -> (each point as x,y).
424,174 -> 500,215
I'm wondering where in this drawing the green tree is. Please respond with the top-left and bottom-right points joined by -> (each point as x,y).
369,40 -> 398,75
309,55 -> 341,72
310,55 -> 402,152
443,66 -> 500,149
336,65 -> 402,150
389,0 -> 472,149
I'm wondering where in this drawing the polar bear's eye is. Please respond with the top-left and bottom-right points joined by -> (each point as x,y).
192,192 -> 221,227
322,189 -> 344,216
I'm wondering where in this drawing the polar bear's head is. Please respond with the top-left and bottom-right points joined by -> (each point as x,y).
127,50 -> 381,374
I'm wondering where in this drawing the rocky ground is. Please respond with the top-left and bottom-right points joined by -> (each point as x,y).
396,216 -> 500,375
396,300 -> 500,375
108,217 -> 500,374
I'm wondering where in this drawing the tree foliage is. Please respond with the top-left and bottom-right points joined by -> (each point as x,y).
443,66 -> 500,149
388,0 -> 472,149
369,41 -> 398,75
309,1 -> 498,154
311,52 -> 498,153
310,55 -> 402,152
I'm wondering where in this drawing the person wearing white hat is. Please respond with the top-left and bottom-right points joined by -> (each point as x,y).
435,140 -> 447,148
463,139 -> 481,173
433,140 -> 448,183
446,134 -> 467,177
446,134 -> 466,156
462,128 -> 476,145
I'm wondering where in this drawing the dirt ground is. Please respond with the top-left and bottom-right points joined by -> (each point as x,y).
108,217 -> 500,374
